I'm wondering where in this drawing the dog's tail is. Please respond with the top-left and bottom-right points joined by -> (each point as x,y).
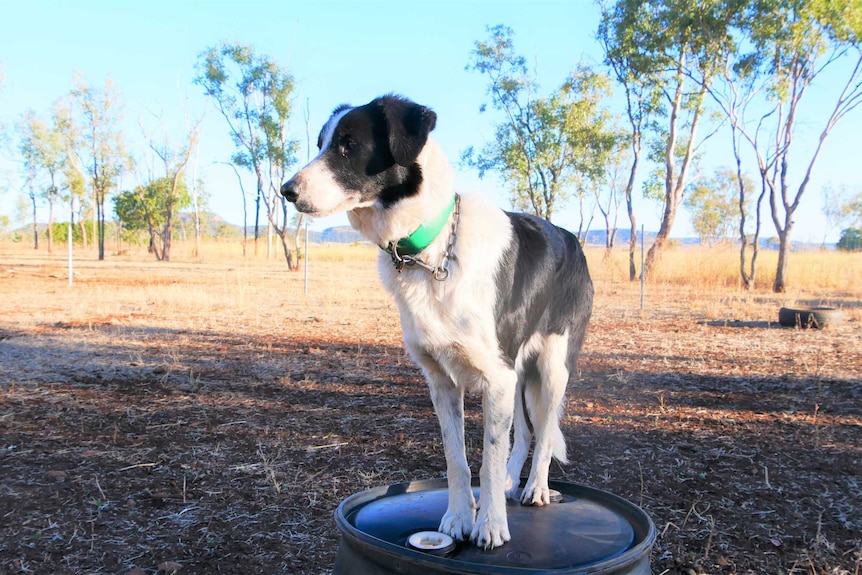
550,409 -> 569,465
523,380 -> 569,465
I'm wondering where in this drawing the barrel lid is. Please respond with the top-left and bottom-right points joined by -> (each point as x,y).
335,478 -> 655,574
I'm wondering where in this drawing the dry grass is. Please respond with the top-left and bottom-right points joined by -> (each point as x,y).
0,240 -> 860,575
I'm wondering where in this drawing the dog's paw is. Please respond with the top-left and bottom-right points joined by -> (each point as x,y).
520,481 -> 550,506
470,510 -> 511,549
504,474 -> 521,500
439,507 -> 475,541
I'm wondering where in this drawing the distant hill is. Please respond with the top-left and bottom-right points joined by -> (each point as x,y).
7,212 -> 820,251
320,226 -> 366,244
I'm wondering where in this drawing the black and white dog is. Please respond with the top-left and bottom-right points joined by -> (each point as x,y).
281,95 -> 593,549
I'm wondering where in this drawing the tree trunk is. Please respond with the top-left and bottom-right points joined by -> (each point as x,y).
31,194 -> 39,250
773,221 -> 793,293
626,153 -> 639,281
96,190 -> 106,261
47,199 -> 55,254
278,231 -> 296,270
254,182 -> 262,256
293,213 -> 305,269
645,83 -> 704,277
163,207 -> 173,262
193,193 -> 201,258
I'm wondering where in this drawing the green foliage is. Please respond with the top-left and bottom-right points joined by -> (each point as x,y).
844,188 -> 862,228
16,110 -> 67,210
114,177 -> 191,235
49,221 -> 84,244
464,25 -> 619,221
194,41 -> 299,268
837,228 -> 862,251
685,168 -> 753,244
741,0 -> 862,101
599,0 -> 741,273
194,41 -> 298,185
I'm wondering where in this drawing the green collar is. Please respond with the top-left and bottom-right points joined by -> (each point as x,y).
384,194 -> 457,257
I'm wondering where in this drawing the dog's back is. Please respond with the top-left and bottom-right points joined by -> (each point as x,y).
495,212 -> 593,371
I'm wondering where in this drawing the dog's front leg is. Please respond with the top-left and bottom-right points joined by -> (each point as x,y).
472,373 -> 516,549
423,363 -> 475,541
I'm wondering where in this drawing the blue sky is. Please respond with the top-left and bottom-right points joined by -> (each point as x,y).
1,0 -> 860,242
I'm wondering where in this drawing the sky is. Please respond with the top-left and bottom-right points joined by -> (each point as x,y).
1,0 -> 860,243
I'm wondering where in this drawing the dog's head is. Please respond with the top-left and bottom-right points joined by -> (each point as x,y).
281,95 -> 437,216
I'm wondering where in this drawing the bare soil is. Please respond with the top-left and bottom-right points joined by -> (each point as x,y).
0,247 -> 860,575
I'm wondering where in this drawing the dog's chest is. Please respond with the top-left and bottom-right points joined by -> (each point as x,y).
380,260 -> 497,352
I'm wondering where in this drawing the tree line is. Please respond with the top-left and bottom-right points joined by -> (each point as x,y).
3,0 -> 862,290
465,0 -> 861,292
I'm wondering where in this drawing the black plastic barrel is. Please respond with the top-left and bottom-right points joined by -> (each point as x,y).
333,478 -> 655,574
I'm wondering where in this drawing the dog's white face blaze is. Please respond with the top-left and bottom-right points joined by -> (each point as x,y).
290,108 -> 370,216
291,162 -> 371,217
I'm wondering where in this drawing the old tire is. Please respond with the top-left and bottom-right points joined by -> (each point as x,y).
778,307 -> 844,329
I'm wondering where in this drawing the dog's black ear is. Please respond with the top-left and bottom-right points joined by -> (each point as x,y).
380,96 -> 437,167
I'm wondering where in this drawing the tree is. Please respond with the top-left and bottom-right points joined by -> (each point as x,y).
836,228 -> 862,251
822,184 -> 852,245
138,109 -> 202,261
195,41 -> 300,269
685,167 -> 752,245
114,177 -> 192,259
598,4 -> 655,279
599,0 -> 737,276
17,114 -> 41,250
17,111 -> 67,253
67,76 -> 130,260
53,98 -> 89,258
463,25 -> 618,223
836,184 -> 862,229
591,139 -> 629,258
718,0 -> 862,292
704,53 -> 769,290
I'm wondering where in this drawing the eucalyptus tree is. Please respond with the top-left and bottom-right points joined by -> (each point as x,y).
591,140 -> 629,258
463,25 -> 618,225
17,114 -> 41,250
67,76 -> 130,260
715,0 -> 862,292
138,111 -> 202,261
684,167 -> 753,245
114,177 -> 192,260
195,41 -> 299,268
599,0 -> 737,276
598,3 -> 656,279
52,99 -> 89,250
16,111 -> 66,252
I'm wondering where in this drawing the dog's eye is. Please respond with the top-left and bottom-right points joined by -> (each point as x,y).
338,136 -> 357,157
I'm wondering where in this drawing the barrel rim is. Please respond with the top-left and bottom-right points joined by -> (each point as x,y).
334,478 -> 656,575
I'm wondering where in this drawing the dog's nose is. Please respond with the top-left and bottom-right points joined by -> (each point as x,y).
280,179 -> 299,203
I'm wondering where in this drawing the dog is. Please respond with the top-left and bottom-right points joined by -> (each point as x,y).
281,95 -> 593,549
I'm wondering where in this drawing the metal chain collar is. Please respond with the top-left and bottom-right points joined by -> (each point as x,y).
387,194 -> 460,281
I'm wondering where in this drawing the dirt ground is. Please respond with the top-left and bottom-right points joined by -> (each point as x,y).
0,246 -> 860,575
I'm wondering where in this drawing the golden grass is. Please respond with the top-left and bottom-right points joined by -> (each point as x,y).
588,244 -> 860,295
3,239 -> 859,309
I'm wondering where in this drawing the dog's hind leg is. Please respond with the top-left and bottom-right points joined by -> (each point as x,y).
505,370 -> 534,499
521,332 -> 570,506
